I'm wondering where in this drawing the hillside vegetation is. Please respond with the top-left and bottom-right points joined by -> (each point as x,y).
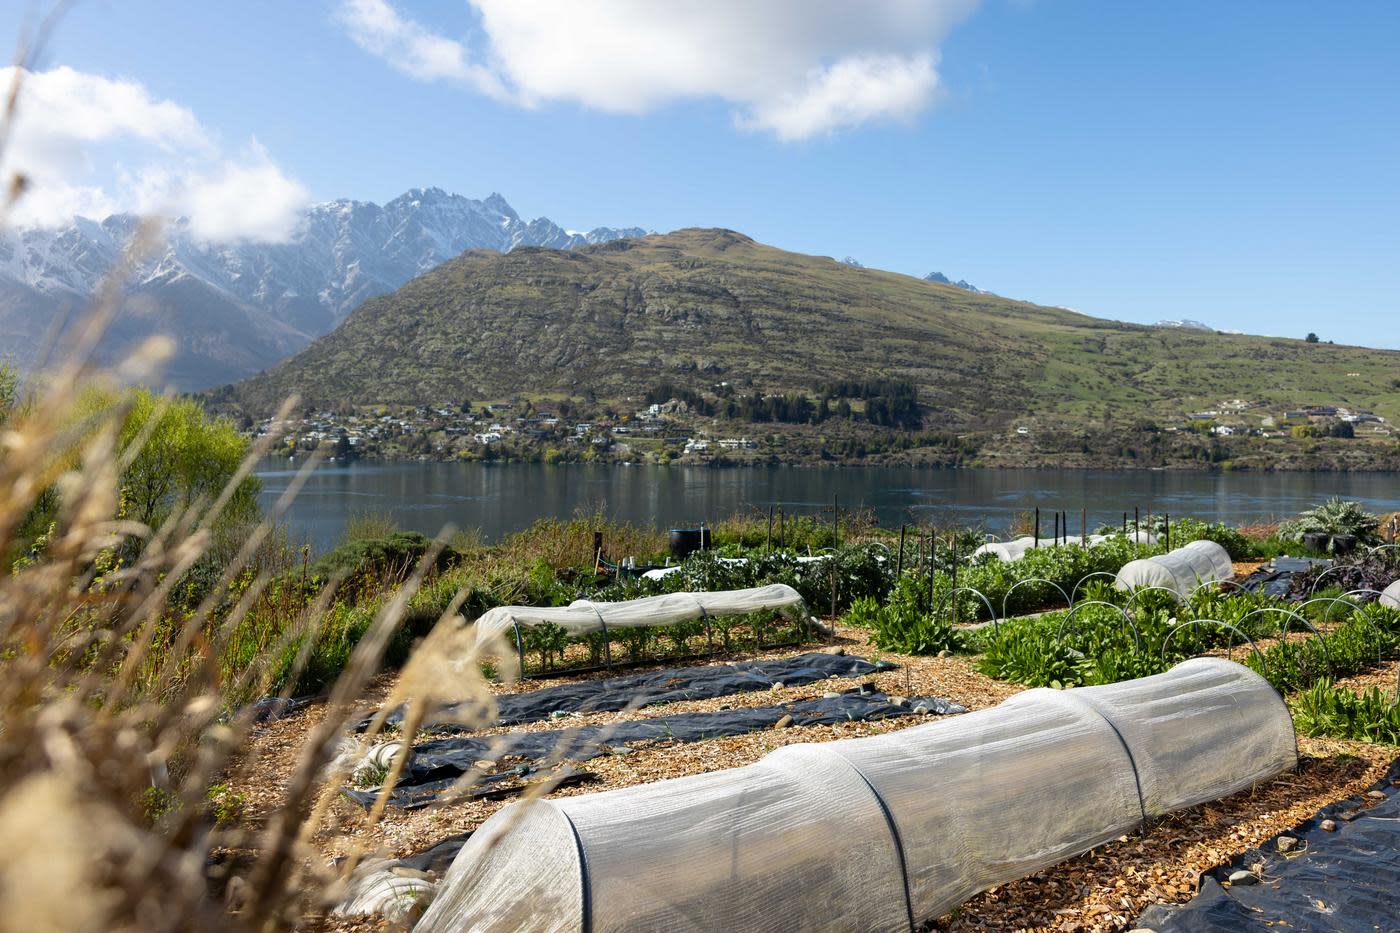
220,228 -> 1400,430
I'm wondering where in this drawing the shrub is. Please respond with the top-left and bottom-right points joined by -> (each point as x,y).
1279,498 -> 1382,545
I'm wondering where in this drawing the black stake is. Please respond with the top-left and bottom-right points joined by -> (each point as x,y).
896,524 -> 906,579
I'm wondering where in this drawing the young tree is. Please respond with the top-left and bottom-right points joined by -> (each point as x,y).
117,391 -> 260,528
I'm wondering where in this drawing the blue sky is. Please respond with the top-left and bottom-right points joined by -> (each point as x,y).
5,1 -> 1398,346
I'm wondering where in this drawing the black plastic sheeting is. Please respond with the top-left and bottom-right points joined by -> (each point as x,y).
365,651 -> 894,733
348,687 -> 964,809
1238,557 -> 1332,599
1135,757 -> 1400,932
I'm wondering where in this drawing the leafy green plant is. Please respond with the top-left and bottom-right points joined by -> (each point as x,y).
861,586 -> 965,655
205,783 -> 246,826
1279,497 -> 1382,545
1292,680 -> 1400,744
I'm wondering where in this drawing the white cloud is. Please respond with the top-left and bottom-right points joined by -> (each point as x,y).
0,66 -> 308,241
337,0 -> 979,140
740,53 -> 941,142
336,0 -> 505,95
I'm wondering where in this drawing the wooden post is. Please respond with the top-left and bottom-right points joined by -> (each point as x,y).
778,506 -> 784,550
830,559 -> 838,626
928,535 -> 936,614
1053,510 -> 1060,545
950,535 -> 959,627
1034,507 -> 1041,547
593,530 -> 604,573
896,524 -> 907,578
766,505 -> 773,553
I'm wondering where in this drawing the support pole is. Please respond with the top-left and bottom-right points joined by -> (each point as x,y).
832,493 -> 840,548
950,535 -> 959,627
928,535 -> 937,615
1081,508 -> 1087,548
1034,507 -> 1041,548
1165,513 -> 1171,551
766,505 -> 773,554
896,524 -> 907,579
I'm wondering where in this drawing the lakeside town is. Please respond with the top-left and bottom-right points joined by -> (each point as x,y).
253,393 -> 1392,466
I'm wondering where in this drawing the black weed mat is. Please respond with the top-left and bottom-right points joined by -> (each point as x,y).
1135,756 -> 1400,932
1238,557 -> 1332,599
364,651 -> 893,733
348,687 -> 963,809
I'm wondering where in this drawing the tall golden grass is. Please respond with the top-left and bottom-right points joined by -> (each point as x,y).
0,45 -> 506,930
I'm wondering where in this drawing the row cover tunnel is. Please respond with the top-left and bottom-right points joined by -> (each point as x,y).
418,658 -> 1296,932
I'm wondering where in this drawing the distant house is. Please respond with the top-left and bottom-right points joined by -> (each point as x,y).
1212,425 -> 1235,436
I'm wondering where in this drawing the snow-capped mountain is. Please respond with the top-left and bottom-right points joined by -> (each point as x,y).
1154,319 -> 1216,332
0,188 -> 646,388
923,271 -> 983,293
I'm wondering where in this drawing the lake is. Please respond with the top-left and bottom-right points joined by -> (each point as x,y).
254,459 -> 1400,552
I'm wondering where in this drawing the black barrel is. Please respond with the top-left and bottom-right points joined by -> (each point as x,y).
669,528 -> 711,559
1302,532 -> 1330,553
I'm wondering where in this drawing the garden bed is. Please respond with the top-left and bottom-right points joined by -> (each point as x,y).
217,613 -> 1399,932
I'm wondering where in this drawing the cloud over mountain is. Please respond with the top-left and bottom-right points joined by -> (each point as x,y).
336,0 -> 979,139
0,66 -> 308,242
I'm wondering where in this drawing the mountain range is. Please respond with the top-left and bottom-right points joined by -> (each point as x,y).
0,188 -> 645,388
218,227 -> 1400,428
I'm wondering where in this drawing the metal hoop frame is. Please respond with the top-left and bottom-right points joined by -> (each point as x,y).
1160,619 -> 1267,676
1188,578 -> 1245,601
1238,607 -> 1330,678
1070,571 -> 1119,606
1294,596 -> 1363,625
946,585 -> 998,634
1308,565 -> 1352,597
1055,600 -> 1141,651
1001,577 -> 1071,622
1124,585 -> 1185,616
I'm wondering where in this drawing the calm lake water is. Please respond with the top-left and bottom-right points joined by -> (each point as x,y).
254,459 -> 1400,552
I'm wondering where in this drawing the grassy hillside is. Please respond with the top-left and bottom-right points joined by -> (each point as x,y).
219,228 -> 1400,427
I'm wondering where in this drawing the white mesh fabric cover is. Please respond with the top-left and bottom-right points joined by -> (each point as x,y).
1381,580 -> 1400,608
418,660 -> 1296,933
1114,539 -> 1233,598
1072,657 -> 1296,815
973,532 -> 1157,563
825,689 -> 1143,922
419,800 -> 583,933
567,747 -> 910,932
472,584 -> 806,648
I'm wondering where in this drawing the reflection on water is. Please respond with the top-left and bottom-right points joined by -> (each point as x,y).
255,459 -> 1400,552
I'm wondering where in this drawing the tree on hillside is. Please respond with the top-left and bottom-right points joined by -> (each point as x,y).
1305,332 -> 1320,343
117,391 -> 259,529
